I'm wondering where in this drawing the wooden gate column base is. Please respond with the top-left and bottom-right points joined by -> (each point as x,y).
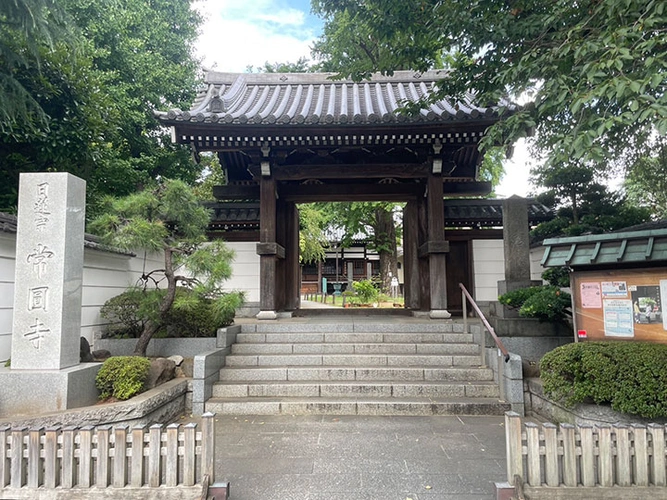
429,309 -> 452,319
256,310 -> 278,320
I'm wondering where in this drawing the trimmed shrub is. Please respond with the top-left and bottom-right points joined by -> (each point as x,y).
542,266 -> 570,288
541,342 -> 667,418
352,279 -> 380,305
96,356 -> 151,400
101,287 -> 243,339
498,285 -> 571,323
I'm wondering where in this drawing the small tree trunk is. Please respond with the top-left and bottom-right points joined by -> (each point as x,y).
374,206 -> 399,294
133,247 -> 178,356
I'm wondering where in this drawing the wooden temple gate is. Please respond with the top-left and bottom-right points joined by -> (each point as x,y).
157,70 -> 511,319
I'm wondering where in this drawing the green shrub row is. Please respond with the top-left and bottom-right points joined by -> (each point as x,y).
541,342 -> 667,418
499,285 -> 571,323
96,356 -> 151,400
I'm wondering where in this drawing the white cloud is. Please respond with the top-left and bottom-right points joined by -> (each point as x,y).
194,0 -> 319,72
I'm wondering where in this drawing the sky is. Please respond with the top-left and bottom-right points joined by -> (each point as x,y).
193,0 -> 534,197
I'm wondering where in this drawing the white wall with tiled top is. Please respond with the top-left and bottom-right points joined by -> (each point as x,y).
472,239 -> 505,302
0,232 -> 258,362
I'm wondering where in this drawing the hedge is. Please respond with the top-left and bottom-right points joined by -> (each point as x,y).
541,341 -> 667,418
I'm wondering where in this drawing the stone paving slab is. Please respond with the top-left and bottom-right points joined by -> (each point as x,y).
198,413 -> 512,500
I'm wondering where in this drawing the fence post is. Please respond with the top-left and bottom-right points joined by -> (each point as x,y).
0,426 -> 9,488
183,422 -> 197,487
525,422 -> 540,486
462,289 -> 467,335
560,423 -> 577,487
633,424 -> 649,486
597,424 -> 613,487
202,412 -> 216,484
79,426 -> 94,488
113,425 -> 128,488
166,423 -> 180,487
649,423 -> 666,486
616,424 -> 631,486
44,427 -> 59,488
10,426 -> 26,489
27,427 -> 43,488
579,424 -> 595,486
497,349 -> 504,400
61,426 -> 76,488
130,425 -> 146,487
505,412 -> 523,485
96,425 -> 111,488
542,423 -> 558,487
148,424 -> 163,488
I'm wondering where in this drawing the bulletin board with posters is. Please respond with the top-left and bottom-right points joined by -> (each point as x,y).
572,267 -> 667,343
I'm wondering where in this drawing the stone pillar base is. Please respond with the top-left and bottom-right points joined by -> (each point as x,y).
494,482 -> 514,500
429,309 -> 452,319
256,310 -> 278,320
0,363 -> 101,418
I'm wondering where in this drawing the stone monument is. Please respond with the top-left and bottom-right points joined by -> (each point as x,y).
0,173 -> 100,418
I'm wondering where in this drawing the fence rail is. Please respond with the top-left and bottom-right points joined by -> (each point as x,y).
0,413 -> 215,491
506,411 -> 667,488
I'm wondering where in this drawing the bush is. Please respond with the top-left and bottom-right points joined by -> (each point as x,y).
541,342 -> 667,418
499,285 -> 571,323
101,287 -> 244,339
96,356 -> 151,400
352,279 -> 380,305
541,267 -> 570,288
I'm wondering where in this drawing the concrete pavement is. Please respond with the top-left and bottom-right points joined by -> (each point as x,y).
210,414 -> 510,500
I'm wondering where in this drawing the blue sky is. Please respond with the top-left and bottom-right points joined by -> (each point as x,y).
195,0 -> 323,72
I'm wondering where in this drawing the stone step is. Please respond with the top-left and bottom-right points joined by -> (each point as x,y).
231,342 -> 479,355
218,366 -> 494,382
212,380 -> 500,399
235,332 -> 474,344
205,396 -> 511,416
224,353 -> 481,367
241,322 -> 467,334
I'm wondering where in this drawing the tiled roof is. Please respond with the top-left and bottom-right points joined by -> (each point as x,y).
444,199 -> 552,227
157,70 -> 515,127
542,227 -> 667,268
0,212 -> 133,255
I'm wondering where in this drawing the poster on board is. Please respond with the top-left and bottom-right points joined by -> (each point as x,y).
602,299 -> 634,337
580,282 -> 602,308
601,281 -> 628,297
629,284 -> 663,326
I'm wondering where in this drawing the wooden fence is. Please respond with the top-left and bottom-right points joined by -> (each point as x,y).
506,411 -> 667,491
0,412 -> 215,494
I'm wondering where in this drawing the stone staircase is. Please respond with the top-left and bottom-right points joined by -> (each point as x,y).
206,320 -> 511,416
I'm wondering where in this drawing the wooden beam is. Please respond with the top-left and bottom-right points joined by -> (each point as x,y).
212,185 -> 260,200
280,183 -> 425,202
270,163 -> 430,180
427,171 -> 447,311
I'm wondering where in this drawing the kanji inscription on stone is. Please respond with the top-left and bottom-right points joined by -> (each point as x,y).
26,244 -> 54,279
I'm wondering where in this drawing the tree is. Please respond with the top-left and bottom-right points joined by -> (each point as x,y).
246,57 -> 312,73
0,0 -> 74,131
0,0 -> 203,214
625,140 -> 667,218
312,0 -> 667,170
89,179 -> 243,356
299,204 -> 330,264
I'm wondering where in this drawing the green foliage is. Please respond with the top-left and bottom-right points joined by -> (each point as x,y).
95,356 -> 151,400
299,204 -> 330,264
541,267 -> 570,288
499,286 -> 571,323
89,180 -> 242,355
352,279 -> 380,305
625,140 -> 667,219
541,342 -> 667,418
101,287 -> 243,339
247,57 -> 312,73
312,0 -> 667,171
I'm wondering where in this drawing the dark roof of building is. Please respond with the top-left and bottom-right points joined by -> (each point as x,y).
156,70 -> 515,128
444,198 -> 552,227
205,198 -> 552,230
0,212 -> 133,255
542,226 -> 667,268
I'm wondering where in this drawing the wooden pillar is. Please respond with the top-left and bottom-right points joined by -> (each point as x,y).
421,170 -> 451,318
256,176 -> 284,319
417,194 -> 430,311
275,199 -> 287,311
284,202 -> 300,310
403,201 -> 420,309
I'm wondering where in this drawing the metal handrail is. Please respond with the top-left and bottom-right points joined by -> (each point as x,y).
459,282 -> 510,363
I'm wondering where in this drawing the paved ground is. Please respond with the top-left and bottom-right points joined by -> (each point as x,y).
206,414 -> 510,500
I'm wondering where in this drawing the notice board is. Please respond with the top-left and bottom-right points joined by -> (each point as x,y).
572,267 -> 667,343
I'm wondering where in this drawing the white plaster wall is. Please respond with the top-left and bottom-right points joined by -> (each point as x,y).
0,230 -> 257,361
223,241 -> 260,303
530,246 -> 547,282
472,240 -> 505,302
